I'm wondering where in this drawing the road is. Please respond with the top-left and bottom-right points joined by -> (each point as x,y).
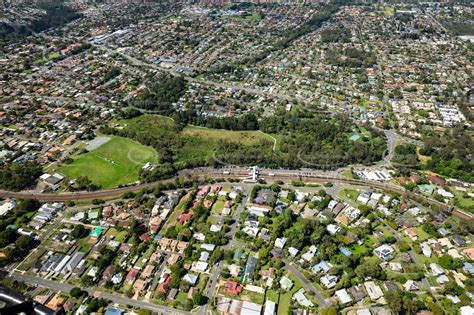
203,185 -> 252,309
282,260 -> 331,307
9,272 -> 194,315
375,217 -> 440,303
7,200 -> 128,273
203,183 -> 332,309
331,184 -> 441,306
98,45 -> 302,105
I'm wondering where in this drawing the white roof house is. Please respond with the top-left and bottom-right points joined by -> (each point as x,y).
320,275 -> 338,289
191,261 -> 209,273
243,226 -> 259,238
430,263 -> 444,276
199,251 -> 210,262
312,261 -> 332,274
288,247 -> 299,258
210,224 -> 222,233
293,288 -> 314,308
374,244 -> 395,260
193,233 -> 205,241
183,273 -> 198,285
274,237 -> 287,249
421,242 -> 432,257
201,243 -> 216,252
364,281 -> 384,301
301,245 -> 318,262
111,273 -> 123,284
403,280 -> 418,291
263,300 -> 276,315
0,200 -> 15,216
335,289 -> 352,304
460,306 -> 474,315
326,224 -> 340,235
247,205 -> 271,217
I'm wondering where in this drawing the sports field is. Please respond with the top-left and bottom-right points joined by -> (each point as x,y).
59,136 -> 157,188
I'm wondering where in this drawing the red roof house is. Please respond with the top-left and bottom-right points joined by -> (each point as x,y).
428,175 -> 446,186
158,275 -> 172,294
225,281 -> 243,295
126,268 -> 139,281
178,212 -> 193,225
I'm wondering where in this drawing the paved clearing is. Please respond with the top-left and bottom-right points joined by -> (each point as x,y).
85,136 -> 111,151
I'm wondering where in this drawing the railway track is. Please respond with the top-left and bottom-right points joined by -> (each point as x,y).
0,168 -> 472,221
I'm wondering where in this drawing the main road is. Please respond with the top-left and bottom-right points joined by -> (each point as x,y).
9,272 -> 193,315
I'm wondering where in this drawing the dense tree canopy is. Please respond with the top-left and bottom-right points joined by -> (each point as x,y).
0,162 -> 42,191
421,127 -> 473,182
131,74 -> 187,111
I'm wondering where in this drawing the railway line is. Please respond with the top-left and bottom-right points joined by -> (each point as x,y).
0,167 -> 472,221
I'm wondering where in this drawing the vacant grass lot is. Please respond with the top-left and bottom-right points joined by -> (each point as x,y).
183,125 -> 274,146
118,114 -> 275,162
338,188 -> 360,202
59,136 -> 157,189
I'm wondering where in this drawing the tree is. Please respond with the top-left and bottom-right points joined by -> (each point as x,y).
355,260 -> 384,280
192,291 -> 205,306
71,224 -> 88,239
224,250 -> 234,263
211,249 -> 224,262
70,287 -> 83,298
397,241 -> 411,252
0,229 -> 18,248
320,307 -> 337,315
443,281 -> 465,296
86,298 -> 108,313
422,223 -> 438,237
402,295 -> 418,314
75,176 -> 99,191
15,235 -> 33,251
438,255 -> 454,270
427,302 -> 444,315
17,199 -> 40,213
0,162 -> 42,191
81,275 -> 94,287
386,290 -> 403,313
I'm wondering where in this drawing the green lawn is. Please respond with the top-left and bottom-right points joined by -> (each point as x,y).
207,215 -> 218,225
383,6 -> 395,17
117,115 -> 274,163
412,226 -> 430,242
135,244 -> 156,269
59,136 -> 157,189
174,292 -> 190,307
453,191 -> 474,212
351,244 -> 369,256
278,291 -> 292,315
179,125 -> 275,162
340,171 -> 355,179
35,51 -> 61,64
115,230 -> 129,243
77,237 -> 94,253
182,125 -> 273,146
211,199 -> 226,214
241,290 -> 265,304
338,189 -> 360,202
266,289 -> 279,303
105,227 -> 118,238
